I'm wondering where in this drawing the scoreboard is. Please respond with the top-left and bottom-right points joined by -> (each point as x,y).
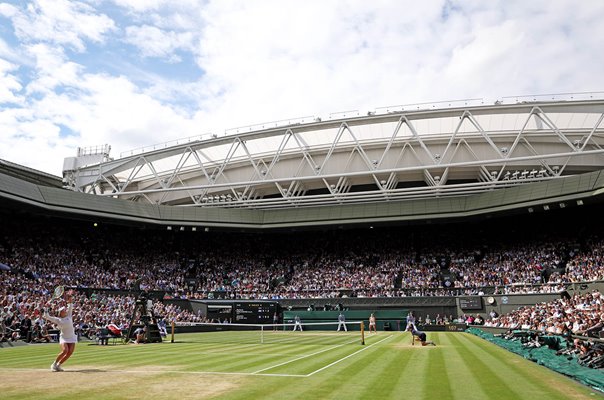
459,297 -> 483,310
234,302 -> 278,324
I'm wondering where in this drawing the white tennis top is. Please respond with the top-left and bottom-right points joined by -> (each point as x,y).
43,303 -> 77,344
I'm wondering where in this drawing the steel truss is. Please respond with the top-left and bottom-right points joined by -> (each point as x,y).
63,100 -> 604,210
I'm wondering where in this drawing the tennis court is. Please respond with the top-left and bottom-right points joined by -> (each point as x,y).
0,331 -> 600,400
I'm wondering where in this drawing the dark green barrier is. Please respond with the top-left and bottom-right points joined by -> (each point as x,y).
467,328 -> 604,392
283,310 -> 408,331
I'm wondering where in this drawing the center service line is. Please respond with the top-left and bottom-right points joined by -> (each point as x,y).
305,335 -> 393,377
251,340 -> 356,374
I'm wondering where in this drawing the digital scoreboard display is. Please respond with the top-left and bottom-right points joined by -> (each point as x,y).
234,302 -> 278,324
459,297 -> 483,310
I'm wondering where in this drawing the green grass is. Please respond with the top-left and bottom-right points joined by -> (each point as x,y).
0,332 -> 601,400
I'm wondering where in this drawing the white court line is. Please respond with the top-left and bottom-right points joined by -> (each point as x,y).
0,367 -> 306,378
251,338 -> 359,374
115,369 -> 307,378
0,336 -> 389,379
305,335 -> 393,377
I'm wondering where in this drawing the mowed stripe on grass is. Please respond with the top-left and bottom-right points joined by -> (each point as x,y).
0,332 -> 601,400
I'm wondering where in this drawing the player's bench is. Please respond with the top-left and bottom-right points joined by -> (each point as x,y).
96,328 -> 122,345
49,329 -> 59,342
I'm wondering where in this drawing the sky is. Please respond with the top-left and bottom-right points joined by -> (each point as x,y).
0,0 -> 603,176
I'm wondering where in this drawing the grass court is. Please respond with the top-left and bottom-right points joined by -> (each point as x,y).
0,331 -> 601,400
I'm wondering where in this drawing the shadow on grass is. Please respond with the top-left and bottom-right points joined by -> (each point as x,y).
65,369 -> 107,373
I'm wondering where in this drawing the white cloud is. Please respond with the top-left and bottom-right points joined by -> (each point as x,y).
188,0 -> 604,133
6,0 -> 116,52
110,0 -> 202,15
0,2 -> 18,18
0,105 -> 75,174
23,44 -> 83,94
69,73 -> 199,148
0,36 -> 33,67
0,70 -> 199,174
0,58 -> 23,104
124,25 -> 194,61
110,0 -> 169,12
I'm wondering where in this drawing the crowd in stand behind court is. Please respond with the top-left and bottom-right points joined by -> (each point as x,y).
0,286 -> 196,344
483,290 -> 604,369
1,218 -> 604,346
484,290 -> 604,337
2,216 -> 604,301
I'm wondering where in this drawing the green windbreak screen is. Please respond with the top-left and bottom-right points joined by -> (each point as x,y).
467,328 -> 604,392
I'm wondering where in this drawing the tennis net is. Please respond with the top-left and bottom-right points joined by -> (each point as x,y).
173,321 -> 366,346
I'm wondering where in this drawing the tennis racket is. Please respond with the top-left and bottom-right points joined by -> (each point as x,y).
52,285 -> 65,301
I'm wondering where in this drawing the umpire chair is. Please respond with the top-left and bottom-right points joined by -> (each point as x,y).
125,292 -> 163,343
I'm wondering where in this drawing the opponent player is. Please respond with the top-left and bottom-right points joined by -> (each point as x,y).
336,312 -> 347,331
42,291 -> 77,372
404,310 -> 417,331
273,312 -> 279,331
407,324 -> 436,346
293,315 -> 303,331
368,313 -> 377,334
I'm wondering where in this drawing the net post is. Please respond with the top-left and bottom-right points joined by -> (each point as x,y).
261,325 -> 264,344
361,321 -> 365,345
171,321 -> 175,343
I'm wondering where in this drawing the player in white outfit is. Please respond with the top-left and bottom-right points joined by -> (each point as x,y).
404,311 -> 417,332
337,312 -> 347,331
293,315 -> 303,331
42,293 -> 77,372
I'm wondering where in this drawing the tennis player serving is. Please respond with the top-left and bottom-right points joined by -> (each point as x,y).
42,287 -> 77,372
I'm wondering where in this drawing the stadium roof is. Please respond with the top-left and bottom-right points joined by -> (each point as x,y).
62,96 -> 604,211
0,158 -> 62,188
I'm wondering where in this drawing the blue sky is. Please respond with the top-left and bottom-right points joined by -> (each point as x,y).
1,0 -> 604,175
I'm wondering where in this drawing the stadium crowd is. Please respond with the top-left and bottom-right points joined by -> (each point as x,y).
0,283 -> 200,343
2,209 -> 604,344
484,290 -> 604,337
2,213 -> 604,301
484,290 -> 604,369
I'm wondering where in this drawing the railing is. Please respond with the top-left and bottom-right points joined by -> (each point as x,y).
120,134 -> 210,158
118,91 -> 604,159
78,144 -> 111,157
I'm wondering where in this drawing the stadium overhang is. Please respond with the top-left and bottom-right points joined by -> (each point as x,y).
2,167 -> 604,230
61,99 -> 604,211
